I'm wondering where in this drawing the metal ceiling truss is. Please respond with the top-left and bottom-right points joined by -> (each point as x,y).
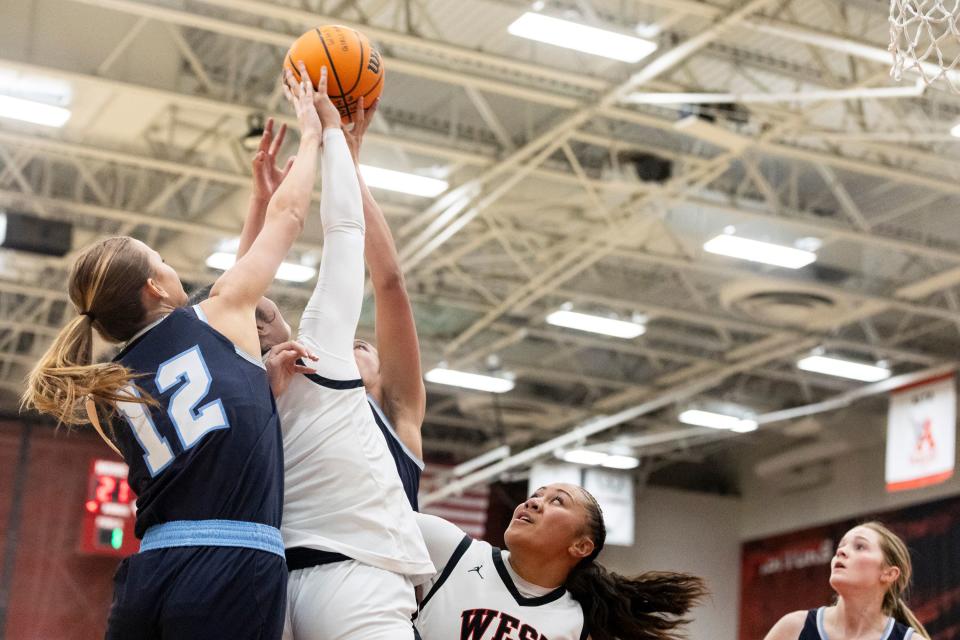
3,0 -> 960,465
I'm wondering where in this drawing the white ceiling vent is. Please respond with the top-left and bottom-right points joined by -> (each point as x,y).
720,280 -> 855,330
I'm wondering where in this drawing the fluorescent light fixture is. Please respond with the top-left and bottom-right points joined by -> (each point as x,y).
359,164 -> 448,198
952,122 -> 960,138
797,355 -> 891,382
703,234 -> 817,269
0,94 -> 70,127
425,368 -> 515,393
602,454 -> 641,469
560,449 -> 610,465
679,409 -> 758,433
205,251 -> 317,283
507,12 -> 657,63
546,309 -> 645,339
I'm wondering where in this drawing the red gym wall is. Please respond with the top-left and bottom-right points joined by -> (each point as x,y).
0,420 -> 120,640
0,419 -> 516,640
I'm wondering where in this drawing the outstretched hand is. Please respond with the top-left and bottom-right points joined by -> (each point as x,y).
264,340 -> 318,397
252,118 -> 294,202
282,62 -> 324,142
343,96 -> 379,166
310,66 -> 343,132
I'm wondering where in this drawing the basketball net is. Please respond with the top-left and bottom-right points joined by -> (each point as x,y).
890,0 -> 960,92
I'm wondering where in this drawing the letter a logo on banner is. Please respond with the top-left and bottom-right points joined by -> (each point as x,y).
886,374 -> 957,492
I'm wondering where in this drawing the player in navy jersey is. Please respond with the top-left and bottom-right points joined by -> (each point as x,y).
764,522 -> 929,640
21,62 -> 334,640
414,483 -> 707,640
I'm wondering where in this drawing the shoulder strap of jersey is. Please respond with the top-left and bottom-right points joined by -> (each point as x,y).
893,621 -> 915,640
798,608 -> 821,640
417,534 -> 472,613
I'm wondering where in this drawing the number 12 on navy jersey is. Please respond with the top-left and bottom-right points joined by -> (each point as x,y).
116,345 -> 230,476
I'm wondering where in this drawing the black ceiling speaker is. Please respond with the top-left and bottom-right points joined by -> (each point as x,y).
679,102 -> 750,126
241,113 -> 266,152
621,151 -> 673,183
0,210 -> 73,257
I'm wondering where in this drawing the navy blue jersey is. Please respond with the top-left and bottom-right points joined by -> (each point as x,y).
799,608 -> 915,640
110,306 -> 283,538
368,396 -> 423,510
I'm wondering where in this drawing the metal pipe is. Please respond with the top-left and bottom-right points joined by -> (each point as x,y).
624,82 -> 925,105
742,17 -> 960,87
421,335 -> 817,506
756,363 -> 958,425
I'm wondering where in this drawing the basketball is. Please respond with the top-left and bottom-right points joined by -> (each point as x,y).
284,25 -> 384,124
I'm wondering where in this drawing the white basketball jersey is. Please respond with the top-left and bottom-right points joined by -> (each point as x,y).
414,535 -> 587,640
277,372 -> 434,583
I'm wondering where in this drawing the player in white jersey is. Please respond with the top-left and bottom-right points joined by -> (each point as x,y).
233,78 -> 434,639
414,482 -> 707,640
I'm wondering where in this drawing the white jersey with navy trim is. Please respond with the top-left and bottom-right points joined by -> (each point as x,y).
368,395 -> 423,510
276,128 -> 433,585
414,514 -> 586,640
278,373 -> 434,583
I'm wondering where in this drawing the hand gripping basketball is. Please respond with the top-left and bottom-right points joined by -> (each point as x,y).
282,62 -> 324,141
343,96 -> 379,165
309,66 -> 344,131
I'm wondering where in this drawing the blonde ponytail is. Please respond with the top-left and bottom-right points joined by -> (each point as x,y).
21,237 -> 156,432
890,596 -> 930,639
862,522 -> 930,639
22,313 -> 139,428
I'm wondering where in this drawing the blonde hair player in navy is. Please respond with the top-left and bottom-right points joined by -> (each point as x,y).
764,522 -> 929,640
236,83 -> 433,637
414,483 -> 706,640
21,66 -> 325,639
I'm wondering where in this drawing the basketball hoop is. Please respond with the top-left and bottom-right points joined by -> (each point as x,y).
890,0 -> 960,92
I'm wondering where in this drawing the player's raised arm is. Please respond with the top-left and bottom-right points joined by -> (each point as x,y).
344,98 -> 427,459
414,512 -> 470,585
204,63 -> 323,357
236,118 -> 294,261
293,75 -> 365,380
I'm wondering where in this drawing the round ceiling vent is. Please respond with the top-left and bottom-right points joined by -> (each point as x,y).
720,280 -> 854,329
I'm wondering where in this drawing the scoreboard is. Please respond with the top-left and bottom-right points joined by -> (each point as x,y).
79,459 -> 139,556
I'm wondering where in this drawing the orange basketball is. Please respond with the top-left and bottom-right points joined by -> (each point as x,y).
284,25 -> 384,125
